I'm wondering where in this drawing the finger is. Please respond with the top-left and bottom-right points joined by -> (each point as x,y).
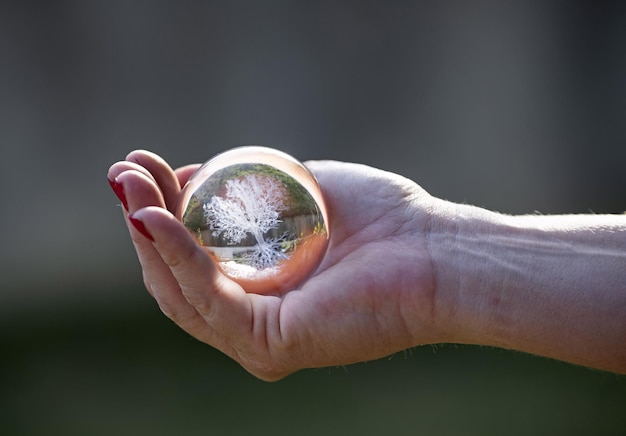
108,160 -> 156,186
130,206 -> 253,337
125,150 -> 181,213
108,161 -> 158,211
115,169 -> 165,214
114,170 -> 170,295
115,171 -> 205,332
175,163 -> 201,187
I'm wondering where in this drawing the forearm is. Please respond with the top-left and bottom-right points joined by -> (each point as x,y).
428,200 -> 626,373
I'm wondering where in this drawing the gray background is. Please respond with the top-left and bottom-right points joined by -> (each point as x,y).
1,1 -> 625,434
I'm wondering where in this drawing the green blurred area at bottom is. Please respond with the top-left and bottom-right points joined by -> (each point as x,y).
1,286 -> 625,436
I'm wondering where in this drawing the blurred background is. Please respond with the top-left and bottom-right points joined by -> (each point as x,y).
1,1 -> 625,434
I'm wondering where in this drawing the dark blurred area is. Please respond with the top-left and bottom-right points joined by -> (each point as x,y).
1,1 -> 624,434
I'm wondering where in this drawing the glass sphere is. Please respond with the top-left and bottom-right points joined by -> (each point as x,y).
176,146 -> 329,294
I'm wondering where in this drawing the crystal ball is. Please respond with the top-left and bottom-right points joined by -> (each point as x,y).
176,146 -> 329,294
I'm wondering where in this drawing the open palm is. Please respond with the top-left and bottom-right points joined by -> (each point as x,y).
109,151 -> 438,380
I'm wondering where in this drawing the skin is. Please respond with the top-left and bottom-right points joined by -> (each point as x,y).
108,150 -> 626,381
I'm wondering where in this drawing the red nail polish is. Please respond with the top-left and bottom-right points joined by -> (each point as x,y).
108,177 -> 128,211
128,215 -> 155,242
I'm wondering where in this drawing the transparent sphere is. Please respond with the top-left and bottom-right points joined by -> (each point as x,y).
176,146 -> 329,294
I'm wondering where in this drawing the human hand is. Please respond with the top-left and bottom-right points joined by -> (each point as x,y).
108,149 -> 626,377
108,150 -> 441,380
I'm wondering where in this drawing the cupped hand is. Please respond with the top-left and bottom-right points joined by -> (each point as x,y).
108,150 -> 439,380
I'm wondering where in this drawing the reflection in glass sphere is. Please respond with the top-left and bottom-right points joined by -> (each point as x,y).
176,146 -> 329,294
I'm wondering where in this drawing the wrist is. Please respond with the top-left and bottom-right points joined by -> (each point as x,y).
425,199 -> 506,345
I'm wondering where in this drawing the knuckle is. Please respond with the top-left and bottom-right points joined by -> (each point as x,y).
142,273 -> 155,297
156,299 -> 178,321
244,362 -> 289,382
235,350 -> 293,382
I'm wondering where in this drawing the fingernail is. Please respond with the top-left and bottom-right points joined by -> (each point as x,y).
108,177 -> 128,211
128,214 -> 155,242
